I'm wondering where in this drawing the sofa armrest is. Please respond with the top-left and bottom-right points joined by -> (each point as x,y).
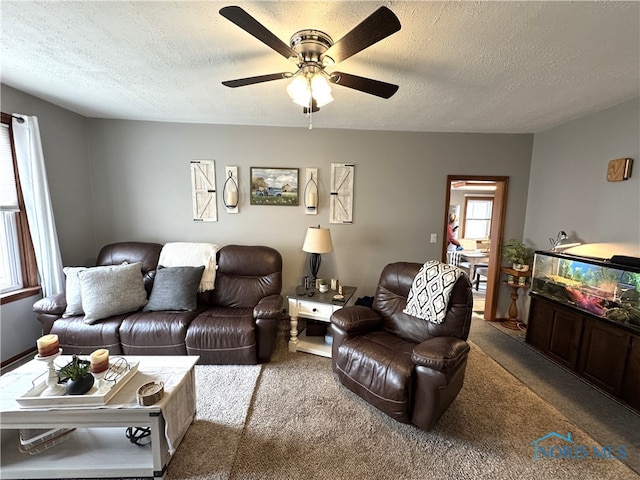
33,293 -> 67,316
253,294 -> 284,319
330,306 -> 382,335
411,337 -> 470,373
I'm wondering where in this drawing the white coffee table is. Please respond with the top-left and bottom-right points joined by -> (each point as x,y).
0,355 -> 198,479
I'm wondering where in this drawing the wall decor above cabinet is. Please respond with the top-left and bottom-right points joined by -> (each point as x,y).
606,157 -> 633,182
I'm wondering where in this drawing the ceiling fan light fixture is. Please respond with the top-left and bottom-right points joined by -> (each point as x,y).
287,72 -> 334,108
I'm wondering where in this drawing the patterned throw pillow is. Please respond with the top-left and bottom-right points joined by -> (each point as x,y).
143,265 -> 205,312
78,262 -> 147,324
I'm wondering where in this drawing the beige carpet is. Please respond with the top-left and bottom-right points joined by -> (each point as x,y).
166,364 -> 262,480
224,339 -> 637,480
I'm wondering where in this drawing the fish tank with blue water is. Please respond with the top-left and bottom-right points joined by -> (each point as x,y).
531,251 -> 640,332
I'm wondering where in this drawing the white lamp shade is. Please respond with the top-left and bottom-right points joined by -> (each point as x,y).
302,227 -> 333,254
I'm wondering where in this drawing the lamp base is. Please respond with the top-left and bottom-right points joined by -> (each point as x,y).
310,253 -> 321,284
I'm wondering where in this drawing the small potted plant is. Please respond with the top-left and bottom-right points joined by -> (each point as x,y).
503,238 -> 534,272
57,354 -> 95,395
318,279 -> 329,293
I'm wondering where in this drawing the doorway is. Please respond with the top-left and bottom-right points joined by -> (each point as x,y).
442,175 -> 509,320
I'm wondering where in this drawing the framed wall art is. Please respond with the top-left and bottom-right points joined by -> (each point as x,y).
250,167 -> 299,206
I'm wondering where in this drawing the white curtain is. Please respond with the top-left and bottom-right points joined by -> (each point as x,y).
12,115 -> 64,296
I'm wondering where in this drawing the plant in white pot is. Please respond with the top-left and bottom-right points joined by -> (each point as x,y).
503,239 -> 534,272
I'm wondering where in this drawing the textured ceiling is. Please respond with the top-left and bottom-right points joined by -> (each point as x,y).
1,1 -> 638,133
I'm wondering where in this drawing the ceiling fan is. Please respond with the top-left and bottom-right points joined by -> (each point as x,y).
219,5 -> 401,116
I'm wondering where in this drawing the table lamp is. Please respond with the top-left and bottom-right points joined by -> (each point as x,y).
302,225 -> 333,283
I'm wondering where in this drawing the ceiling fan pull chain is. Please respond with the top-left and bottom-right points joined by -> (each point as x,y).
308,79 -> 314,129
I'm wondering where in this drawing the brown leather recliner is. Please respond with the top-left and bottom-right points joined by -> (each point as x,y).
330,262 -> 473,431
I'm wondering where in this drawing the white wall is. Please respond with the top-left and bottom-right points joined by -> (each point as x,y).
525,98 -> 640,252
1,85 -> 96,265
1,85 -> 93,363
1,295 -> 43,362
86,120 -> 533,304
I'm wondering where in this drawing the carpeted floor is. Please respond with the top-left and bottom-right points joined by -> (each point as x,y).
165,364 -> 262,480
221,338 -> 637,480
4,316 -> 636,479
470,313 -> 640,474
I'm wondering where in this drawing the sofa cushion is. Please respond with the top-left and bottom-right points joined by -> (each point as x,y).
62,266 -> 87,317
186,307 -> 257,364
50,315 -> 126,355
143,265 -> 204,312
78,263 -> 147,324
119,310 -> 202,355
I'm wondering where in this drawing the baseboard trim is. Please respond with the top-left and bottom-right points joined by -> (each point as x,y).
1,347 -> 37,370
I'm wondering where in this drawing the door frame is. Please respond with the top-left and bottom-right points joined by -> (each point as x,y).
442,175 -> 509,320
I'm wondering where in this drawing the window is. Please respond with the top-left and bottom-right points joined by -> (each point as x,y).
464,197 -> 493,239
0,113 -> 38,300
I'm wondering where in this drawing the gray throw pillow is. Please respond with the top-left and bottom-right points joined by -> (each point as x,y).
62,266 -> 87,317
78,262 -> 148,324
143,265 -> 205,312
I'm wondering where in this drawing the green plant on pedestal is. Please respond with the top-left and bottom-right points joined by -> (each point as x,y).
503,239 -> 534,271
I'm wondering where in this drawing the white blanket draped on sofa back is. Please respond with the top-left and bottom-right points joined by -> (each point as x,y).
158,242 -> 220,292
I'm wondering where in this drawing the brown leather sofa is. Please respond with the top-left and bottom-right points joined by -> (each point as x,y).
33,242 -> 283,364
330,262 -> 473,431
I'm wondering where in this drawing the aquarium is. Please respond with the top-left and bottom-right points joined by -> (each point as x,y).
531,251 -> 640,332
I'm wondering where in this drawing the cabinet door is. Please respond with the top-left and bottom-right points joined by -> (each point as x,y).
577,317 -> 630,395
547,309 -> 583,369
526,297 -> 554,351
621,335 -> 640,410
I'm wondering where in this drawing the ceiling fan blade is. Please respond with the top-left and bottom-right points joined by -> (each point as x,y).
329,72 -> 398,99
322,7 -> 401,64
219,6 -> 297,60
222,73 -> 291,88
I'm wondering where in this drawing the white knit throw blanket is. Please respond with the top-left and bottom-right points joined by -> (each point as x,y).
158,242 -> 220,292
403,260 -> 465,324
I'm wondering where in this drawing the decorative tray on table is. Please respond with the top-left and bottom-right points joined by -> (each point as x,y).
17,359 -> 139,408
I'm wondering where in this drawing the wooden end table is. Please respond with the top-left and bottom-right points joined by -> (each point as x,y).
288,286 -> 356,357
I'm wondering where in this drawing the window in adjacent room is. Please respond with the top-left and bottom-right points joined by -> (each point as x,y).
0,113 -> 38,298
463,197 -> 493,239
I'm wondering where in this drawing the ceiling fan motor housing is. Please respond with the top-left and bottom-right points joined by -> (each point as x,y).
290,29 -> 334,67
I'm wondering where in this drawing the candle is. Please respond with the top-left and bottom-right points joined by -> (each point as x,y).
307,191 -> 317,208
225,189 -> 237,207
90,348 -> 109,374
36,334 -> 59,357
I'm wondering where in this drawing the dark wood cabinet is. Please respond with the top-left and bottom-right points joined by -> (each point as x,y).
548,309 -> 583,369
526,296 -> 554,351
577,317 -> 628,395
527,294 -> 639,412
621,336 -> 640,411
